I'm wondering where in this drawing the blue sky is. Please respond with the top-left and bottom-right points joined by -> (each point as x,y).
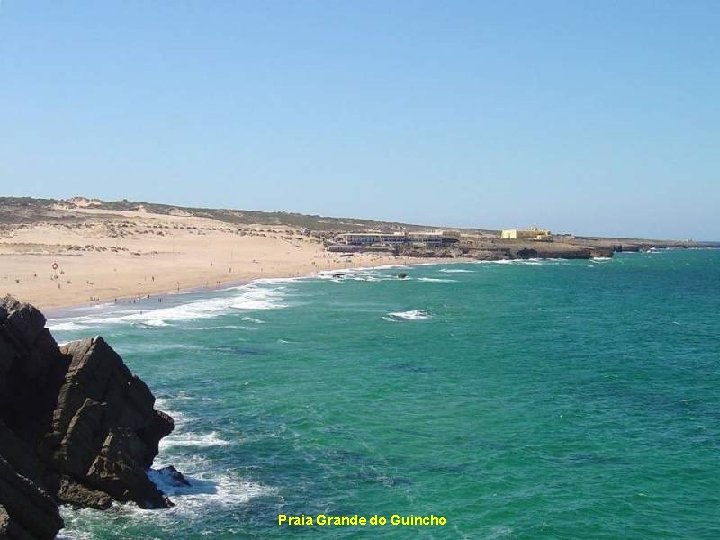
1,1 -> 718,239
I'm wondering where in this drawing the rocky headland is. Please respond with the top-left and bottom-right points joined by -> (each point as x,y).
396,241 -> 617,260
0,295 -> 176,539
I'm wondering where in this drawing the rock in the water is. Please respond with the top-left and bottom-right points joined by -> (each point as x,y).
155,465 -> 191,487
56,475 -> 113,510
0,295 -> 180,537
50,336 -> 174,508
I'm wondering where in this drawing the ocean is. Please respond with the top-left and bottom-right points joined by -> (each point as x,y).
50,249 -> 720,539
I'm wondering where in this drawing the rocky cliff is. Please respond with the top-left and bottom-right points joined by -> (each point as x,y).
0,295 -> 176,539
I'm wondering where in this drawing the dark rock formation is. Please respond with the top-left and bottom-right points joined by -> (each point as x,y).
49,337 -> 174,509
0,452 -> 61,540
589,246 -> 615,258
0,295 -> 176,539
154,465 -> 191,487
515,247 -> 538,259
497,244 -> 616,261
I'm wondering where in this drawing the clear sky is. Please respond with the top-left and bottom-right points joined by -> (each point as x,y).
1,1 -> 718,239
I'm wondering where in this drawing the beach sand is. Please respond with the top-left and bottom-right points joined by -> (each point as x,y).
0,207 -> 460,311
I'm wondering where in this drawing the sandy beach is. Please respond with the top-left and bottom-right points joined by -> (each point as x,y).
0,205 -> 460,311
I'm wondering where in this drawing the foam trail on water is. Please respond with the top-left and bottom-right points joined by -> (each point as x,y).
46,321 -> 86,331
159,431 -> 231,449
385,309 -> 432,321
439,268 -> 474,273
472,258 -> 570,266
315,268 -> 399,283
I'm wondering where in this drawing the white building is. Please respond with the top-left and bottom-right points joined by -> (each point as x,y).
337,231 -> 459,248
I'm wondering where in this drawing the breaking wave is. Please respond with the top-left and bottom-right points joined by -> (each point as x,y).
46,283 -> 289,330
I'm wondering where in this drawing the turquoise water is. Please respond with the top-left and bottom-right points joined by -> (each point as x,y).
51,250 -> 720,539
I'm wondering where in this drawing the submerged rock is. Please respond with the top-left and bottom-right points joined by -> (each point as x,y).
155,465 -> 191,487
0,295 -> 180,538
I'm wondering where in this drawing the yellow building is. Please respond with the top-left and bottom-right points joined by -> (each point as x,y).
500,227 -> 551,240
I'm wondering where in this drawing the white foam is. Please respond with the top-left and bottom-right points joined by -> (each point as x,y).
135,285 -> 286,322
356,264 -> 409,271
473,259 -> 515,265
155,399 -> 231,449
46,321 -> 86,331
416,277 -> 457,283
152,408 -> 273,510
385,309 -> 432,321
153,400 -> 190,428
315,263 -> 409,278
241,316 -> 265,324
133,319 -> 170,328
225,276 -> 301,288
472,258 -> 569,266
159,431 -> 231,449
61,471 -> 274,531
48,283 -> 288,329
190,325 -> 255,330
438,268 -> 474,273
147,468 -> 273,508
55,526 -> 94,540
315,268 -> 397,283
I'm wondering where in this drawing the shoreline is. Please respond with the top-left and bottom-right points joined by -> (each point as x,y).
4,199 -> 712,316
40,256 -> 473,317
0,203 -> 474,313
